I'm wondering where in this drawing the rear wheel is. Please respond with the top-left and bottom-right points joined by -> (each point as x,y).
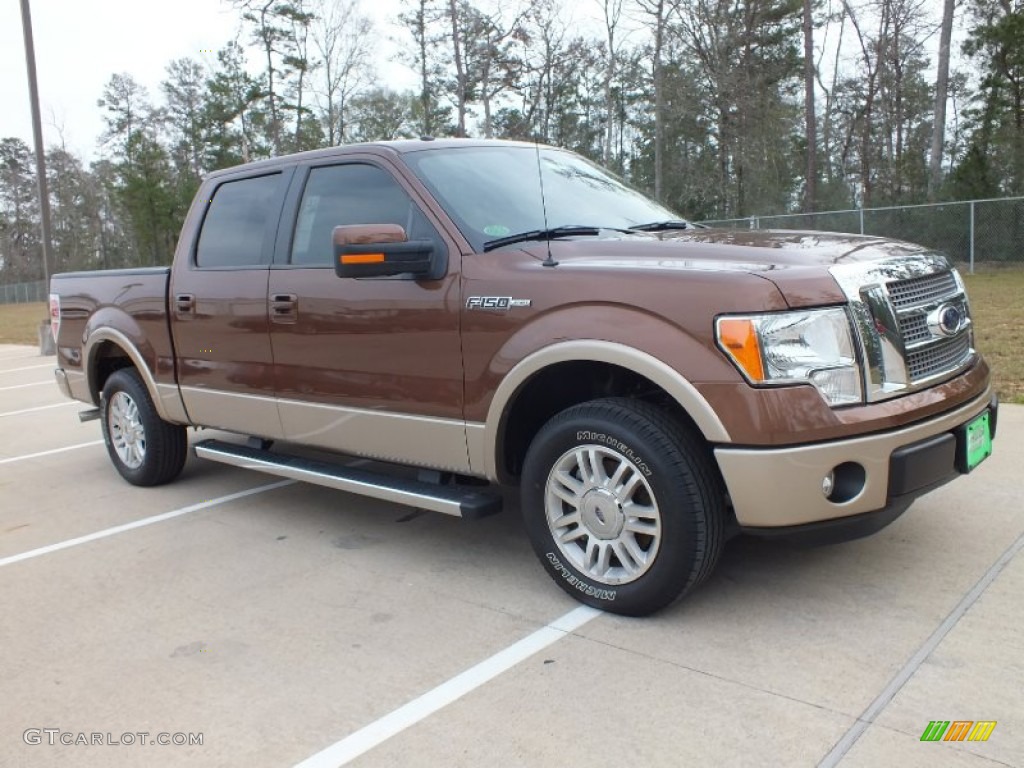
521,398 -> 725,616
101,368 -> 187,486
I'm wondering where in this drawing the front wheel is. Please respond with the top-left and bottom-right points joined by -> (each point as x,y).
521,398 -> 725,616
100,368 -> 187,486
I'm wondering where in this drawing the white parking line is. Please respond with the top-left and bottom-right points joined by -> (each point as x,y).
0,479 -> 296,568
0,440 -> 104,465
294,605 -> 602,768
0,381 -> 51,391
0,402 -> 76,418
0,363 -> 53,373
0,350 -> 38,360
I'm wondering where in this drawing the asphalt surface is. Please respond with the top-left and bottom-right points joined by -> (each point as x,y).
1,341 -> 1020,768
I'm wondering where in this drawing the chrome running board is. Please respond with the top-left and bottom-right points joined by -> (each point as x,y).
194,439 -> 501,519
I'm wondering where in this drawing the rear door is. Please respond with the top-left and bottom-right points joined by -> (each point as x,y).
267,157 -> 468,472
170,169 -> 292,438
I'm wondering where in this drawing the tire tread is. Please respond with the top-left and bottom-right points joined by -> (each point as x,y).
523,396 -> 726,614
101,368 -> 187,487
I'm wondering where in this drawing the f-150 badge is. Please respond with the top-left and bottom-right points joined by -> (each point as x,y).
466,296 -> 532,310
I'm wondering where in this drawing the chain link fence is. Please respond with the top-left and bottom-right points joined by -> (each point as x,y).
0,280 -> 47,305
2,197 -> 1020,299
701,196 -> 1024,273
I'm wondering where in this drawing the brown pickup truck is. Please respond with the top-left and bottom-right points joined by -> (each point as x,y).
50,139 -> 997,615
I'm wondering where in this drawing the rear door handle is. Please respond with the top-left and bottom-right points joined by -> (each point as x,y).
175,293 -> 195,314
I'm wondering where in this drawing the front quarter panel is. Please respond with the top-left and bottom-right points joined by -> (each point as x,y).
461,249 -> 791,477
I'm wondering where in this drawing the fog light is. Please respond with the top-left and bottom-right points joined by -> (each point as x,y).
826,462 -> 867,504
822,471 -> 835,498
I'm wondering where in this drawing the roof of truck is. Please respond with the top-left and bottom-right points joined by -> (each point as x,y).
204,138 -> 548,179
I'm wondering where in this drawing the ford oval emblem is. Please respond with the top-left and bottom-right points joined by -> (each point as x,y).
937,304 -> 963,336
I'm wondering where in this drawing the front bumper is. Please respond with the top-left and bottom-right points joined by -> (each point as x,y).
715,391 -> 997,541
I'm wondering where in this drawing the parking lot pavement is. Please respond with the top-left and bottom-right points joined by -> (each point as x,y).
1,342 -> 1021,768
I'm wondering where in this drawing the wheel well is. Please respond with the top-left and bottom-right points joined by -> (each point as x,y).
90,341 -> 135,402
498,361 -> 707,481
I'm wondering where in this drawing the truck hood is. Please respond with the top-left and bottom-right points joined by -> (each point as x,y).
537,228 -> 936,308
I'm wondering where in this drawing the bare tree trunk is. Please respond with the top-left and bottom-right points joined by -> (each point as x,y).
600,0 -> 622,166
292,2 -> 312,149
802,0 -> 817,211
816,11 -> 845,181
295,66 -> 306,147
449,0 -> 467,137
477,3 -> 533,140
324,48 -> 336,146
894,41 -> 904,198
542,45 -> 552,140
652,0 -> 665,201
258,2 -> 282,153
482,56 -> 493,138
416,0 -> 432,136
843,0 -> 877,207
928,0 -> 955,200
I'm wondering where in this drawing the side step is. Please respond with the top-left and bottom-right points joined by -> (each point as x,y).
193,439 -> 502,520
79,408 -> 101,423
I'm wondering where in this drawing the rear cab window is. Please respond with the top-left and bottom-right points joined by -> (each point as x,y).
196,173 -> 283,268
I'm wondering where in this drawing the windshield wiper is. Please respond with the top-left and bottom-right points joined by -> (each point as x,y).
483,225 -> 601,252
629,219 -> 692,232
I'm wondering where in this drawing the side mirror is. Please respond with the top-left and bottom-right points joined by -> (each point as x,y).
333,224 -> 435,278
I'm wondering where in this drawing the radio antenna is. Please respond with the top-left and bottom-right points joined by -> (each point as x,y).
535,139 -> 558,267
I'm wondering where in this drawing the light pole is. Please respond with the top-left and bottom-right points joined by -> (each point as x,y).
19,0 -> 54,291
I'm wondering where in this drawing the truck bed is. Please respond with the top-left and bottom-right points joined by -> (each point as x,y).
50,267 -> 175,408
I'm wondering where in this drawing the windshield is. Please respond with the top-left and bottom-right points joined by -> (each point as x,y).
403,145 -> 683,252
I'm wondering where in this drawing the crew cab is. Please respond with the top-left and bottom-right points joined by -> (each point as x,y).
50,139 -> 997,615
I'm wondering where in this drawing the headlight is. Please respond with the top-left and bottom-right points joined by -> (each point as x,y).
716,308 -> 862,406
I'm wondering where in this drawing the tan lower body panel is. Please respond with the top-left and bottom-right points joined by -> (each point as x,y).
277,398 -> 473,474
178,386 -> 475,475
716,390 -> 991,528
179,386 -> 286,441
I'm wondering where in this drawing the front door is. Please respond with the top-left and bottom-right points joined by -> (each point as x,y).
267,159 -> 468,472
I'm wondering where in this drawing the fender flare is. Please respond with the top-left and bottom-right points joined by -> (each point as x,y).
84,328 -> 189,424
475,339 -> 731,480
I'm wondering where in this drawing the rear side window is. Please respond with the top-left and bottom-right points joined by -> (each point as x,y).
196,174 -> 281,268
290,164 -> 438,266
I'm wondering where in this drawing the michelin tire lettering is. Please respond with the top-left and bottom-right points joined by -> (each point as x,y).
576,430 -> 653,477
546,552 -> 617,601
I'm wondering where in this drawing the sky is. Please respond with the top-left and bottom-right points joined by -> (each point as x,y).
2,1 -> 956,163
0,0 -> 413,160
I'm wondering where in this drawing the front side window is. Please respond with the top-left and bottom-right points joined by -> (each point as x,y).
196,173 -> 281,268
404,146 -> 682,252
291,163 -> 439,266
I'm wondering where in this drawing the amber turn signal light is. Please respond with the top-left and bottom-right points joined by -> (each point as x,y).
340,253 -> 386,265
717,318 -> 765,382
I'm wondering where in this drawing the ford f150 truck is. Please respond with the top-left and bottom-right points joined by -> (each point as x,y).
50,139 -> 997,615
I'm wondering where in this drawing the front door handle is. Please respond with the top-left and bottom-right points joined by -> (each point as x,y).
175,293 -> 195,314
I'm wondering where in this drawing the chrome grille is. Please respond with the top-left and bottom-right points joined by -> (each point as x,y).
830,253 -> 975,403
887,271 -> 959,310
886,270 -> 972,384
907,335 -> 971,380
899,314 -> 931,345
